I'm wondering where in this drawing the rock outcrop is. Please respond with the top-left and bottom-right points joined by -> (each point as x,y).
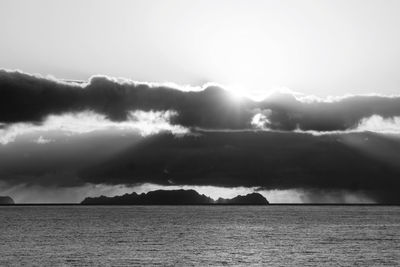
0,196 -> 15,204
216,193 -> 269,205
81,189 -> 269,205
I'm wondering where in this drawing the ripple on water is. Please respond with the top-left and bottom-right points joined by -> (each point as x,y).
0,206 -> 400,266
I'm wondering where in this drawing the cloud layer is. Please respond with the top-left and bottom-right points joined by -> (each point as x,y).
2,69 -> 400,133
0,110 -> 186,145
80,131 -> 400,203
2,69 -> 400,203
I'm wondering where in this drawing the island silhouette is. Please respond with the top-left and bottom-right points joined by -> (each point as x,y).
0,196 -> 14,205
81,189 -> 269,205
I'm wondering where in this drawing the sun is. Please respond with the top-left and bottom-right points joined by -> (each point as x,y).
228,90 -> 245,102
224,84 -> 273,102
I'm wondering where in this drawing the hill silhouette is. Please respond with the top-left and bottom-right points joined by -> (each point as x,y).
81,189 -> 269,205
0,196 -> 14,204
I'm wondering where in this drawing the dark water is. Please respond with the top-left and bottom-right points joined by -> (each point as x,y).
1,206 -> 399,266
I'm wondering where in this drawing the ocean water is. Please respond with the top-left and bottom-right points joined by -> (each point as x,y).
1,206 -> 399,266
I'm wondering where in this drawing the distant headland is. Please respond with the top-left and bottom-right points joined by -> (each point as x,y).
0,196 -> 15,205
81,189 -> 269,205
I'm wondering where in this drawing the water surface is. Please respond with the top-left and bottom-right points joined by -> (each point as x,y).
1,206 -> 399,266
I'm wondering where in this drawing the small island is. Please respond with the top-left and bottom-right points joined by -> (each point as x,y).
0,196 -> 15,205
81,189 -> 269,205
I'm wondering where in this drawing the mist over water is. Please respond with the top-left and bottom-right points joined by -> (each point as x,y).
1,206 -> 399,266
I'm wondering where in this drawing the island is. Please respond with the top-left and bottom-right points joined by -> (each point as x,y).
81,189 -> 269,205
0,196 -> 15,205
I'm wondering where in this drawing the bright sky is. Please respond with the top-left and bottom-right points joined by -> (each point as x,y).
1,0 -> 400,98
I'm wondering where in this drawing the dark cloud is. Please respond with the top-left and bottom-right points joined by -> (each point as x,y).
2,69 -> 400,131
81,131 -> 400,203
0,70 -> 254,129
0,70 -> 83,123
2,130 -> 399,203
259,93 -> 400,131
2,70 -> 400,203
0,130 -> 143,187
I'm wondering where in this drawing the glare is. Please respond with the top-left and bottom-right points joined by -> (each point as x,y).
224,84 -> 270,102
227,88 -> 245,102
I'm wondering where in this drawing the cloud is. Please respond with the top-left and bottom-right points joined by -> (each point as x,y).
0,129 -> 145,187
2,69 -> 400,203
0,181 -> 138,204
250,110 -> 271,129
355,115 -> 400,133
79,131 -> 400,203
258,92 -> 400,131
0,70 -> 255,130
3,69 -> 400,134
35,136 -> 52,144
0,110 -> 186,145
257,188 -> 374,203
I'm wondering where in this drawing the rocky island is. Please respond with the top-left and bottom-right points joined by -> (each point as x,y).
81,189 -> 269,205
0,196 -> 15,205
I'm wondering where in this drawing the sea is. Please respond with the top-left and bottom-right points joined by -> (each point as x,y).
1,205 -> 399,266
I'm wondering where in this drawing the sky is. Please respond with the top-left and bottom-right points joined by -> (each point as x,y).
1,0 -> 400,98
1,0 -> 400,203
